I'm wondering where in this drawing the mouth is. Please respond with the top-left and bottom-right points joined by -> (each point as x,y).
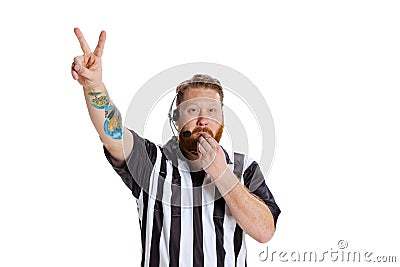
194,131 -> 208,137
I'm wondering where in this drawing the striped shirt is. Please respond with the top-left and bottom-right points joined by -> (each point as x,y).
104,129 -> 280,267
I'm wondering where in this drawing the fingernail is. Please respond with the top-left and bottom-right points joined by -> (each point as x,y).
74,65 -> 81,71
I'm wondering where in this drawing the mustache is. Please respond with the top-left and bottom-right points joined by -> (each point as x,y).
191,127 -> 214,137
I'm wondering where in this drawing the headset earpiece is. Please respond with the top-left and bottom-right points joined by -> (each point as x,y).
172,109 -> 179,121
168,93 -> 180,136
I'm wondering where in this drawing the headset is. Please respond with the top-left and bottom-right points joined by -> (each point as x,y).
168,93 -> 191,137
168,94 -> 180,122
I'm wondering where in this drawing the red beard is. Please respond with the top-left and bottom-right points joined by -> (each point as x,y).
179,125 -> 224,155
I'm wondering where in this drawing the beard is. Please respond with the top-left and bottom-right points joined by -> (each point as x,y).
178,125 -> 224,156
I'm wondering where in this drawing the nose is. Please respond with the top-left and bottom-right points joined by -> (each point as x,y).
196,115 -> 209,127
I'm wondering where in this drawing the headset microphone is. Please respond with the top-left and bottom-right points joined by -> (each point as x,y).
182,130 -> 191,137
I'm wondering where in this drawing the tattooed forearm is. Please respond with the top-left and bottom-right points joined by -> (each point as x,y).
88,92 -> 109,109
88,92 -> 123,140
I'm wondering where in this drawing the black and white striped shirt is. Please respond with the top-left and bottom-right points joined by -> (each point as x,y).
104,129 -> 280,267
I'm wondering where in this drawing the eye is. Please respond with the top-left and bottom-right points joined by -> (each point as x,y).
188,107 -> 199,114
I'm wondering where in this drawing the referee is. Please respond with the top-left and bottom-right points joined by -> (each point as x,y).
72,28 -> 281,267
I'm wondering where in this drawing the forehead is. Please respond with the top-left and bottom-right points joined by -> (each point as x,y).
181,87 -> 221,103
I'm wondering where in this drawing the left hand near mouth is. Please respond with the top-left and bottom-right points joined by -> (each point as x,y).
197,133 -> 228,180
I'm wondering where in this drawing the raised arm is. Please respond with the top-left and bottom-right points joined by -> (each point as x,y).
71,28 -> 133,167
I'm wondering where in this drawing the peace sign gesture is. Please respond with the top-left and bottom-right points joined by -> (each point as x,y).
71,28 -> 106,91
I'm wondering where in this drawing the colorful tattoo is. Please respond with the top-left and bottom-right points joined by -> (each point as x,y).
104,102 -> 123,140
88,91 -> 123,140
88,92 -> 109,109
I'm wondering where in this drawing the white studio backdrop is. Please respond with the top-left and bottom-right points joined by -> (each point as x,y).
0,1 -> 399,266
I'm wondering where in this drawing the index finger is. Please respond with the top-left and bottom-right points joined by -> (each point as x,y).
74,27 -> 91,55
199,133 -> 216,148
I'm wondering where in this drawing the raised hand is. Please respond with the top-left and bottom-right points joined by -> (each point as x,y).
71,28 -> 106,91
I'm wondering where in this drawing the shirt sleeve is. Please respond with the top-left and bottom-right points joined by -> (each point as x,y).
242,161 -> 281,228
103,128 -> 158,199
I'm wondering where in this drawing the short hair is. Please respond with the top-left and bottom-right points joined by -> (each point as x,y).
176,74 -> 224,106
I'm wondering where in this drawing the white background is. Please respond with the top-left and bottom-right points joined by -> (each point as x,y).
1,0 -> 399,266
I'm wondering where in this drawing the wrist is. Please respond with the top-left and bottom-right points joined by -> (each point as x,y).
206,163 -> 228,181
83,82 -> 106,93
213,169 -> 240,196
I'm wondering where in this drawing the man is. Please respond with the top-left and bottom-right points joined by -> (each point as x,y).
71,27 -> 280,267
